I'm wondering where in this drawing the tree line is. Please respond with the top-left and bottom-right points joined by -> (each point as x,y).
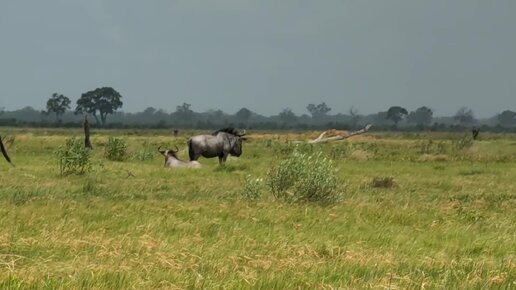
1,86 -> 516,131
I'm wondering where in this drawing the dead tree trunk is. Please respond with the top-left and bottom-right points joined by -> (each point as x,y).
309,124 -> 372,143
0,136 -> 13,166
84,116 -> 93,149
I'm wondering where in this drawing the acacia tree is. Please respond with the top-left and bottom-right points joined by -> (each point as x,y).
386,106 -> 408,126
306,102 -> 331,119
407,106 -> 433,126
174,102 -> 194,121
454,107 -> 475,125
498,110 -> 516,126
46,93 -> 71,122
349,106 -> 360,128
279,108 -> 297,124
75,87 -> 123,126
235,107 -> 252,124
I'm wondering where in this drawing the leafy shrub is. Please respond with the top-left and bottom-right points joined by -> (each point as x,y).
104,137 -> 127,161
417,139 -> 450,158
241,175 -> 263,200
273,141 -> 314,158
329,144 -> 353,159
266,148 -> 340,203
55,137 -> 91,176
452,135 -> 474,151
131,141 -> 155,161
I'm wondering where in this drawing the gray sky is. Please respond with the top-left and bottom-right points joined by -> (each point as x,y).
1,0 -> 515,117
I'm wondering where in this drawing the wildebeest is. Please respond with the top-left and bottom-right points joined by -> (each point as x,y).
187,128 -> 246,164
159,146 -> 201,169
472,127 -> 480,140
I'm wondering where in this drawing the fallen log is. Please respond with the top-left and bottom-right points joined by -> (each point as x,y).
308,124 -> 372,143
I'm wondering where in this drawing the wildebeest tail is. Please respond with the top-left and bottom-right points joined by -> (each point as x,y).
0,136 -> 13,166
187,139 -> 195,161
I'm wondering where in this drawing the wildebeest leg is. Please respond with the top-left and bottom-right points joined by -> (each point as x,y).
218,154 -> 228,165
188,139 -> 198,161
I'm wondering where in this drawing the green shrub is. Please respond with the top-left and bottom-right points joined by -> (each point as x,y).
452,134 -> 474,151
131,141 -> 155,161
55,137 -> 91,176
266,148 -> 340,203
241,175 -> 263,200
104,137 -> 127,161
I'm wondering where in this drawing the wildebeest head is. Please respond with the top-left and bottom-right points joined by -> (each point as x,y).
213,128 -> 246,157
158,145 -> 179,159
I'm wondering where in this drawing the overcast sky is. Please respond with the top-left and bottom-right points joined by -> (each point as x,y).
1,0 -> 515,117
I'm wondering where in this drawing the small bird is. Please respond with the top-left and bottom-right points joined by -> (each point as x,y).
126,170 -> 135,178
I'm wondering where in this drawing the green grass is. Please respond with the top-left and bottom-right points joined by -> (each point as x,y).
0,128 -> 515,289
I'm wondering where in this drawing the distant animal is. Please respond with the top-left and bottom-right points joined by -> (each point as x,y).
187,128 -> 246,164
0,136 -> 14,166
159,146 -> 202,169
472,128 -> 480,140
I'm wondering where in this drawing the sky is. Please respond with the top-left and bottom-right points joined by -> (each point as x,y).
1,0 -> 515,117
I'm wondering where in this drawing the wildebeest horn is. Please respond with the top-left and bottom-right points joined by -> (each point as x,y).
0,136 -> 13,166
172,145 -> 179,153
239,129 -> 247,136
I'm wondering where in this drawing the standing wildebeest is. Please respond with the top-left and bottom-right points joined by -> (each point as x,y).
159,146 -> 201,169
187,128 -> 246,164
472,127 -> 480,140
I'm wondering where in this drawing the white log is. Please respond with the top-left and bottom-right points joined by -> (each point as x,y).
308,124 -> 372,143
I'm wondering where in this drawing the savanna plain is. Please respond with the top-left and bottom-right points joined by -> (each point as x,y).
0,128 -> 515,289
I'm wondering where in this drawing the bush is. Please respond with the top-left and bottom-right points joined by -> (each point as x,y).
55,137 -> 91,176
241,175 -> 263,200
104,137 -> 127,161
131,141 -> 155,161
452,134 -> 474,151
266,148 -> 341,203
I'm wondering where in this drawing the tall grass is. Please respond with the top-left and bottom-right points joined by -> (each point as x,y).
0,130 -> 515,289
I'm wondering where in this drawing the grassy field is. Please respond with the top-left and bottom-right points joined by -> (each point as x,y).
0,128 -> 515,289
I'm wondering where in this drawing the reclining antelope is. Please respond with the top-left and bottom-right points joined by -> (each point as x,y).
158,146 -> 201,169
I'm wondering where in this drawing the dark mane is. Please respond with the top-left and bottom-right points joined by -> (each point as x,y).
211,127 -> 239,136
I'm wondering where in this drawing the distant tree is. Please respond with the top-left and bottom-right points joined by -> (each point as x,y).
349,106 -> 360,127
279,108 -> 297,124
176,102 -> 192,114
75,87 -> 123,126
45,93 -> 71,122
142,107 -> 157,115
208,109 -> 225,120
407,106 -> 433,126
498,110 -> 516,126
173,102 -> 195,122
386,106 -> 408,126
454,107 -> 475,125
306,102 -> 331,119
235,107 -> 252,124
